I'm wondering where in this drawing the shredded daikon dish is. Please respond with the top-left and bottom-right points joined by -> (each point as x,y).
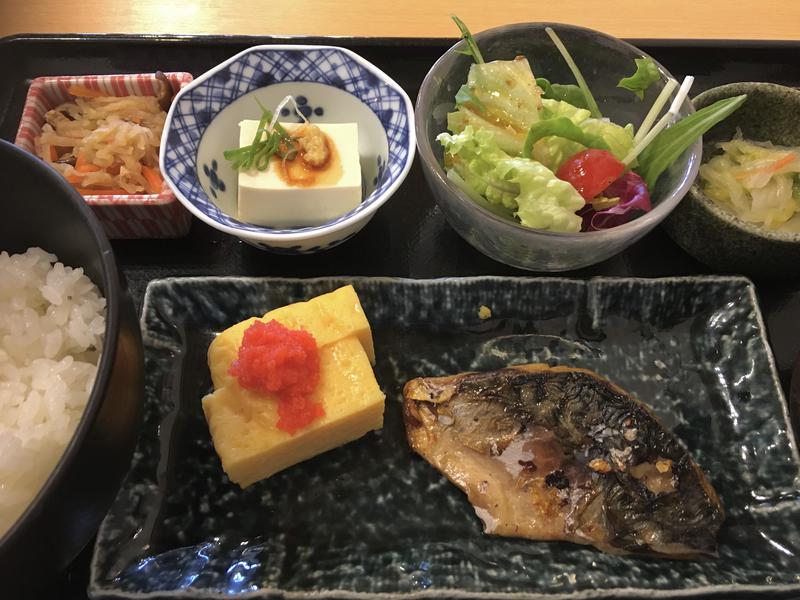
700,134 -> 800,231
34,87 -> 167,195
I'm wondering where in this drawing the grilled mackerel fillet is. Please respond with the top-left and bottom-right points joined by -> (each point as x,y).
403,364 -> 724,558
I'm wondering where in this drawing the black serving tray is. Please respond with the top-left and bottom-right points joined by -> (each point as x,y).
1,34 -> 799,600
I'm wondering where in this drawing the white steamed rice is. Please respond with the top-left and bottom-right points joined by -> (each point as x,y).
0,247 -> 106,537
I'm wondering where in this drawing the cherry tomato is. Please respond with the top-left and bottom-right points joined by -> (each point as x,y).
556,149 -> 626,201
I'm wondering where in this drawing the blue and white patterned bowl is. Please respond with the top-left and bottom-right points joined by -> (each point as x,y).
160,45 -> 415,254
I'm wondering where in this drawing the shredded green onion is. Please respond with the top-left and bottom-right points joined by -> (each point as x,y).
623,76 -> 694,166
634,78 -> 678,145
224,99 -> 299,171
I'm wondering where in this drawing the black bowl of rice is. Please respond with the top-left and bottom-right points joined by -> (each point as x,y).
0,139 -> 143,595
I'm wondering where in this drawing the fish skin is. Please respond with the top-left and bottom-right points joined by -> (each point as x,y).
403,364 -> 724,558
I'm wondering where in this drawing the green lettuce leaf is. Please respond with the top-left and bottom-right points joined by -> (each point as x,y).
528,100 -> 592,170
437,126 -> 519,208
529,138 -> 584,172
509,158 -> 585,231
540,98 -> 591,124
617,58 -> 660,100
447,107 -> 525,156
536,78 -> 589,110
437,126 -> 585,232
524,113 -> 634,171
465,58 -> 543,129
446,57 -> 544,155
523,116 -> 610,158
580,119 -> 635,161
455,84 -> 485,113
447,170 -> 516,219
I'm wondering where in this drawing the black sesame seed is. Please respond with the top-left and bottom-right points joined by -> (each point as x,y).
280,108 -> 290,116
296,95 -> 308,105
544,469 -> 569,490
299,105 -> 312,117
314,107 -> 324,116
203,164 -> 210,176
211,159 -> 218,171
218,180 -> 226,192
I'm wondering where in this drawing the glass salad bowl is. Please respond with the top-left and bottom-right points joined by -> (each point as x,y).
415,22 -> 701,272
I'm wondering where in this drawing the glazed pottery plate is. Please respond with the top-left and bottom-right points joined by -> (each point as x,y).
90,276 -> 800,599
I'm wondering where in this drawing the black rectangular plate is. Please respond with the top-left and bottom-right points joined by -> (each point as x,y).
90,275 -> 800,599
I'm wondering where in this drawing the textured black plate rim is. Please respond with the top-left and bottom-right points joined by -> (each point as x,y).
84,585 -> 800,600
89,275 -> 800,599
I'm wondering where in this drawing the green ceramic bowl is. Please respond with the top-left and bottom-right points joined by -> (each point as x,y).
664,82 -> 800,279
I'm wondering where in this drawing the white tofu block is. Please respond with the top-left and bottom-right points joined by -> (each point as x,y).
237,121 -> 362,228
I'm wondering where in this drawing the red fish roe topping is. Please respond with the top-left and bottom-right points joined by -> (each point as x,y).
229,319 -> 323,434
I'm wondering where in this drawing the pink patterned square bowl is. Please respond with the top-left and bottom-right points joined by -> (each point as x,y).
14,72 -> 194,239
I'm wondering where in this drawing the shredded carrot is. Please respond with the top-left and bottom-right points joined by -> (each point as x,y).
767,152 -> 797,171
141,165 -> 164,193
67,84 -> 104,98
75,152 -> 101,173
75,187 -> 131,195
735,152 -> 797,180
65,173 -> 84,184
48,145 -> 57,161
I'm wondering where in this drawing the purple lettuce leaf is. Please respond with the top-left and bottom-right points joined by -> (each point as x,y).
581,171 -> 652,231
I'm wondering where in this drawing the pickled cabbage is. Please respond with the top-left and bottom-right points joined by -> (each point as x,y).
699,136 -> 800,230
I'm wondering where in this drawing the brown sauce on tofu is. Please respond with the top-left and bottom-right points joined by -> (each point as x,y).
274,124 -> 343,188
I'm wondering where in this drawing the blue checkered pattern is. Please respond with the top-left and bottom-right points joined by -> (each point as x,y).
163,47 -> 411,234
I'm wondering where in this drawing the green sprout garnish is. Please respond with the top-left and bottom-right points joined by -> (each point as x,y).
544,27 -> 603,119
224,98 -> 299,171
452,15 -> 485,64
